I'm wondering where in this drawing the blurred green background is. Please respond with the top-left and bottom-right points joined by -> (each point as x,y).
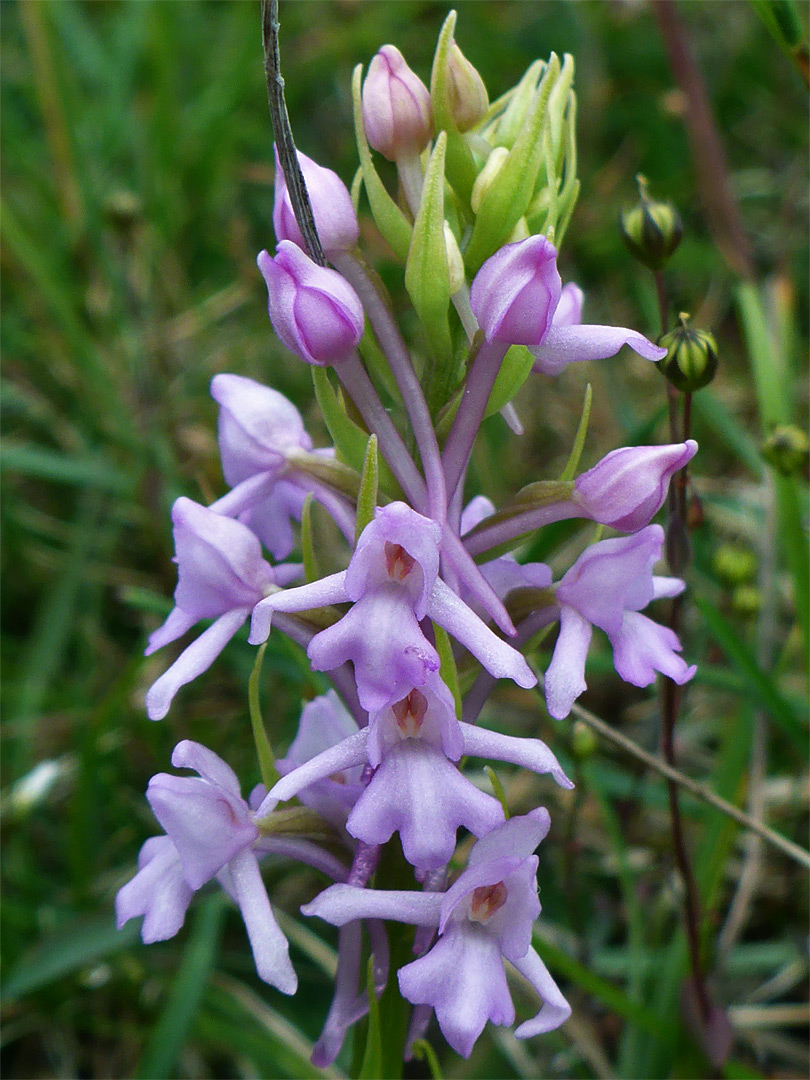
2,2 -> 808,1077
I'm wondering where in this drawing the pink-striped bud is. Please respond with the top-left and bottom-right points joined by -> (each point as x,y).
258,242 -> 364,366
273,148 -> 359,256
362,45 -> 432,160
470,236 -> 562,346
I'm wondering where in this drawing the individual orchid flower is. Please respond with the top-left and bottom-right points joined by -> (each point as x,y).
249,502 -> 535,714
116,741 -> 297,993
144,498 -> 301,721
302,810 -> 571,1057
209,373 -> 354,558
262,670 -> 571,871
544,524 -> 697,719
362,44 -> 433,161
469,235 -> 666,373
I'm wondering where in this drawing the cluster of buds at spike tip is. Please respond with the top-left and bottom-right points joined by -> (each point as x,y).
619,174 -> 683,271
445,39 -> 489,131
657,313 -> 718,392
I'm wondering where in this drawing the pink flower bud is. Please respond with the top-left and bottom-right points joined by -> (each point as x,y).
258,242 -> 364,366
469,236 -> 562,346
273,148 -> 359,256
362,45 -> 433,160
574,441 -> 698,532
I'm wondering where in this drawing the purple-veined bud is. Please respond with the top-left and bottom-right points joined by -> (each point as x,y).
273,148 -> 359,256
362,45 -> 433,160
258,242 -> 364,366
574,440 -> 698,532
469,235 -> 562,346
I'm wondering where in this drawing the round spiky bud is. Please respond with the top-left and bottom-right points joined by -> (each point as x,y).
658,313 -> 718,393
761,424 -> 810,476
713,544 -> 757,586
619,175 -> 683,271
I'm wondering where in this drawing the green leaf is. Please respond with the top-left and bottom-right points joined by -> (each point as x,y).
136,895 -> 226,1079
404,132 -> 454,410
484,344 -> 536,418
559,383 -> 593,481
358,957 -> 384,1079
309,366 -> 398,496
355,434 -> 379,543
1,440 -> 135,494
1,913 -> 140,1003
351,64 -> 412,262
694,596 -> 808,754
300,494 -> 320,584
433,622 -> 462,718
248,642 -> 280,792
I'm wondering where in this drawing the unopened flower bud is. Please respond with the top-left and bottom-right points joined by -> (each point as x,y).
273,149 -> 359,257
258,242 -> 364,366
732,584 -> 761,618
443,222 -> 465,293
471,146 -> 509,213
446,41 -> 489,132
761,424 -> 809,476
713,544 -> 757,586
619,175 -> 683,271
574,440 -> 698,532
658,314 -> 717,393
470,235 -> 561,346
362,45 -> 432,160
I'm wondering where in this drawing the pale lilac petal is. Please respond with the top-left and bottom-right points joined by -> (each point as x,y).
467,808 -> 552,869
172,499 -> 273,617
248,571 -> 348,644
551,282 -> 584,328
558,527 -> 664,633
610,611 -> 697,687
398,922 -> 514,1058
145,607 -> 196,657
532,323 -> 666,375
308,586 -> 439,713
266,729 -> 369,806
512,946 -> 571,1037
208,472 -> 277,519
240,480 -> 306,561
145,607 -> 250,721
347,741 -> 504,870
367,673 -> 462,766
115,836 -> 192,944
146,774 -> 257,889
256,837 -> 350,884
170,740 -> 242,797
225,848 -> 297,993
311,922 -> 366,1067
211,373 -> 311,486
460,495 -> 496,535
653,575 -> 687,600
544,607 -> 592,720
302,883 -> 443,928
428,578 -> 536,688
459,724 -> 573,789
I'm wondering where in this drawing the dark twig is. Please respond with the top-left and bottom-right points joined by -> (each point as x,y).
261,0 -> 325,267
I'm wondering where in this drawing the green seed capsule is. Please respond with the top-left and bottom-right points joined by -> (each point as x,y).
619,175 -> 682,271
658,313 -> 718,393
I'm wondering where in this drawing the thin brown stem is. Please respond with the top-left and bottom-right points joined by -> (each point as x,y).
261,0 -> 325,267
